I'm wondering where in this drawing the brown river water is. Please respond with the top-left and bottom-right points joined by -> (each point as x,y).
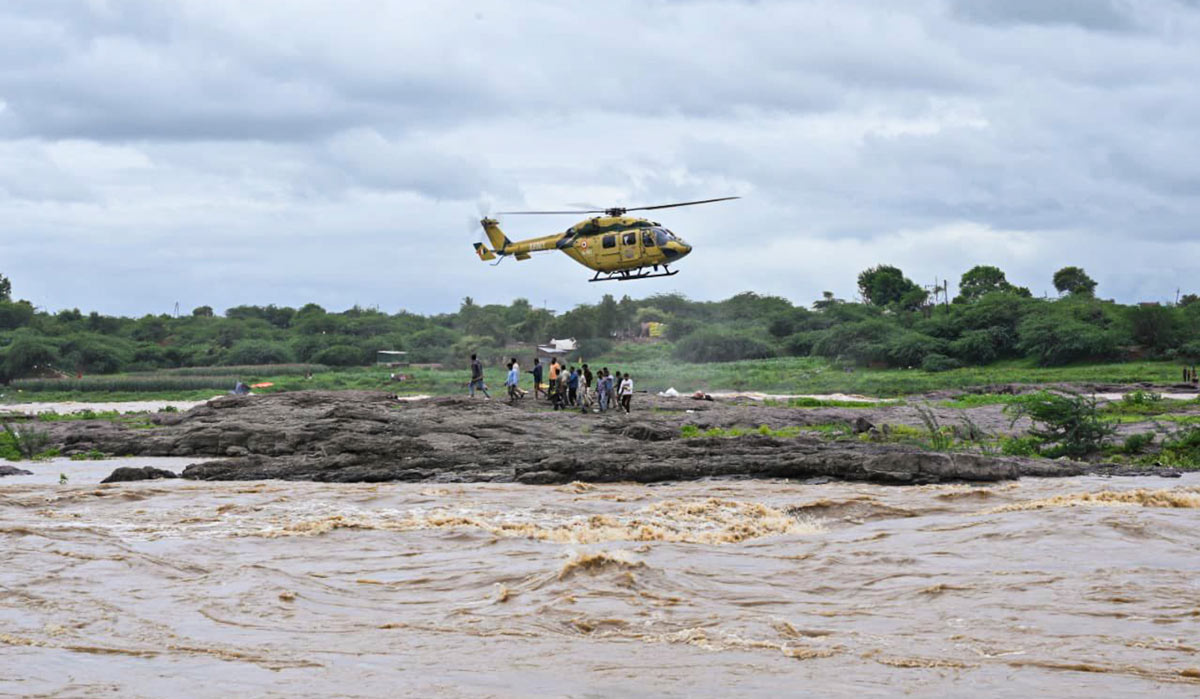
2,459 -> 1198,697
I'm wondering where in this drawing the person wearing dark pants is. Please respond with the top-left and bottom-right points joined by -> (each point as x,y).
468,353 -> 489,399
529,358 -> 545,399
567,367 -> 579,406
619,372 -> 633,414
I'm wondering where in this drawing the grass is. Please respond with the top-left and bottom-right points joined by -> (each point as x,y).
763,397 -> 905,408
936,394 -> 1026,408
0,349 -> 1189,404
1,422 -> 50,461
680,424 -> 809,439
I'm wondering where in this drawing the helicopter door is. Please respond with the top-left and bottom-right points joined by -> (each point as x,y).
598,233 -> 621,267
620,231 -> 640,265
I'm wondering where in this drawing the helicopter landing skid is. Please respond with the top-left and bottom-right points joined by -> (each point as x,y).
588,266 -> 678,282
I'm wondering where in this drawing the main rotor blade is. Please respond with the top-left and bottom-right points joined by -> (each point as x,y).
496,209 -> 605,215
624,196 -> 740,212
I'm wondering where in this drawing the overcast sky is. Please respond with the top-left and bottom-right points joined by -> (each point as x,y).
2,0 -> 1199,317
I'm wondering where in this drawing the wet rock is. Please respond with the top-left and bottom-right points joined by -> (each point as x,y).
852,417 -> 874,434
0,465 -> 34,477
100,466 -> 179,483
621,423 -> 676,442
1088,463 -> 1183,478
36,390 -> 1117,486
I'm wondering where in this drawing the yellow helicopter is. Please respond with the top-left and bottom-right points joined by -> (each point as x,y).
472,196 -> 738,282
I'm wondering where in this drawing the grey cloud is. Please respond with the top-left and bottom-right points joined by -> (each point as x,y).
3,0 -> 1200,315
948,0 -> 1139,32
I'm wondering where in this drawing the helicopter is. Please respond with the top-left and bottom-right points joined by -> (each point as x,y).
472,196 -> 738,282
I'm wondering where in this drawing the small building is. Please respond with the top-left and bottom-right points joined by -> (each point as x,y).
375,350 -> 409,366
537,338 -> 577,356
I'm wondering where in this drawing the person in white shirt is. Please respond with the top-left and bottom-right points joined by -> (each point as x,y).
619,373 -> 633,414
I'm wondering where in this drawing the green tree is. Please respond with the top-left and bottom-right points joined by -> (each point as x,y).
674,328 -> 775,363
192,305 -> 214,317
223,340 -> 294,365
0,273 -> 10,302
857,265 -> 922,307
0,300 -> 35,330
60,333 -> 133,373
1004,392 -> 1116,458
1053,266 -> 1097,297
595,294 -> 620,337
955,265 -> 1030,303
0,333 -> 59,380
1016,309 -> 1119,366
311,344 -> 366,366
1128,304 -> 1180,352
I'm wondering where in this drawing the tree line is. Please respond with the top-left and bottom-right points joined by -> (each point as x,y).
0,264 -> 1197,382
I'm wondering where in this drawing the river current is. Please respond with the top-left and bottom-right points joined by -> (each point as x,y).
1,459 -> 1198,697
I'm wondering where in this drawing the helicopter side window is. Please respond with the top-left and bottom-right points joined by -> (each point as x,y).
642,230 -> 656,247
602,234 -> 616,249
622,232 -> 636,246
654,229 -> 669,246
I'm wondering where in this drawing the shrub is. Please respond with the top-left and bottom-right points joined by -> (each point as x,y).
1121,390 -> 1162,408
580,337 -> 614,357
665,317 -> 700,342
883,331 -> 946,367
1,423 -> 50,460
1004,392 -> 1116,458
223,340 -> 294,366
1157,428 -> 1200,469
1000,435 -> 1042,457
1,333 -> 60,380
949,327 -> 1011,364
673,329 -> 775,363
783,331 -> 819,357
912,405 -> 954,451
810,319 -> 894,364
1121,432 -> 1155,454
310,344 -> 366,367
1179,340 -> 1200,360
1016,314 -> 1120,366
921,353 -> 961,372
0,300 -> 35,330
61,333 -> 133,374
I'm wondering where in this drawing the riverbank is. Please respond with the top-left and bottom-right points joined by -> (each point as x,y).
11,387 -> 1196,485
3,356 -> 1194,404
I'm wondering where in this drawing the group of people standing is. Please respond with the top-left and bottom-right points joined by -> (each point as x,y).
468,354 -> 634,413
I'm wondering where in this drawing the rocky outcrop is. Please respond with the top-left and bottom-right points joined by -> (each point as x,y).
100,466 -> 179,483
41,391 -> 1086,485
0,465 -> 33,477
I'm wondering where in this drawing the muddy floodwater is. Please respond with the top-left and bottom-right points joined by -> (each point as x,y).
2,462 -> 1198,697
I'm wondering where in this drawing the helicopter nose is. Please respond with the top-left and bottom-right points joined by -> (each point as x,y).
663,241 -> 691,260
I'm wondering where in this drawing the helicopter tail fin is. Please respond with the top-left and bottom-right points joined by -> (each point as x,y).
473,242 -> 496,261
481,218 -> 512,252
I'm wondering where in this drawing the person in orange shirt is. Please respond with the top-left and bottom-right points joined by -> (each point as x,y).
547,359 -> 560,401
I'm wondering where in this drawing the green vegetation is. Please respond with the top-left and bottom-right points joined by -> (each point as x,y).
1155,428 -> 1200,469
70,449 -> 108,461
3,263 -> 1199,401
1120,432 -> 1156,454
764,396 -> 903,409
680,424 -> 810,439
1,422 -> 49,460
1004,392 -> 1117,458
937,393 -> 1026,408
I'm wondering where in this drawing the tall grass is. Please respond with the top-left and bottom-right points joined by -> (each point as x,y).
11,376 -> 239,393
1,352 -> 1186,402
158,364 -> 327,376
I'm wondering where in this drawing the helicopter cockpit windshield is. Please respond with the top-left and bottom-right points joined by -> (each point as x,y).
652,227 -> 680,247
